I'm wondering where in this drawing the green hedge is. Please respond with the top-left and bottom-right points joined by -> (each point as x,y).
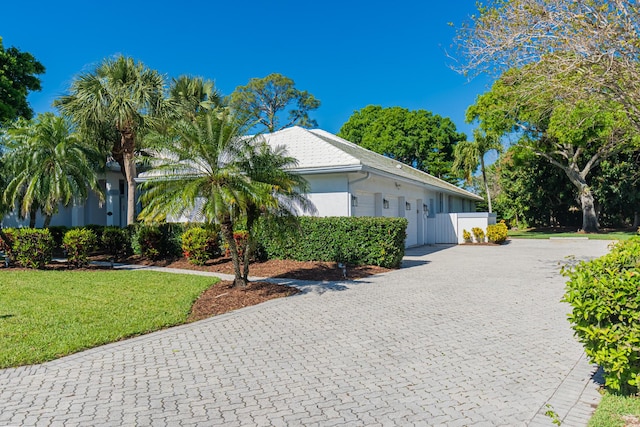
257,217 -> 407,268
562,235 -> 640,394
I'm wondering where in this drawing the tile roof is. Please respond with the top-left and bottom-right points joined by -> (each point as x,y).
261,126 -> 483,201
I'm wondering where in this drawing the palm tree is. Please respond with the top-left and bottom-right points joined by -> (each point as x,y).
452,130 -> 502,213
2,113 -> 103,227
237,141 -> 315,280
138,108 -> 312,287
56,55 -> 165,225
168,75 -> 221,121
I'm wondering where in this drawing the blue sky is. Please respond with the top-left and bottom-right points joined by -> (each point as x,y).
2,1 -> 491,139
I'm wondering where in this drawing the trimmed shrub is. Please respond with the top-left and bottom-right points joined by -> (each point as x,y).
47,226 -> 69,251
257,216 -> 407,268
12,228 -> 54,269
462,229 -> 472,243
101,227 -> 131,260
132,225 -> 164,260
158,222 -> 187,258
0,228 -> 17,264
63,228 -> 97,267
562,236 -> 640,394
471,227 -> 485,243
181,226 -> 221,265
486,222 -> 508,244
83,224 -> 106,240
129,223 -> 188,259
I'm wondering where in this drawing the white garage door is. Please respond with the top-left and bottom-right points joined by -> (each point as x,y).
353,192 -> 375,217
405,198 -> 418,247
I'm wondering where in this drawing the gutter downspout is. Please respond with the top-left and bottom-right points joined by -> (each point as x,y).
347,172 -> 371,216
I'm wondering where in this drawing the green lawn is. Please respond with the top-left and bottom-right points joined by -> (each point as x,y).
0,270 -> 217,368
589,392 -> 640,427
508,229 -> 636,240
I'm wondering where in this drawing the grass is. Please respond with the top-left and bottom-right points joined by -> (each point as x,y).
508,228 -> 636,241
589,392 -> 640,427
0,270 -> 217,368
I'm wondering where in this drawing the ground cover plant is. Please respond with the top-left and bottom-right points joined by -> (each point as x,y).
588,392 -> 640,427
0,270 -> 216,368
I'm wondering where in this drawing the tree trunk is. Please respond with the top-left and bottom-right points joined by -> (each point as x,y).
43,215 -> 52,228
560,166 -> 599,233
123,152 -> 137,225
118,127 -> 137,225
480,157 -> 492,213
29,206 -> 37,228
579,186 -> 599,233
220,219 -> 247,288
633,211 -> 639,229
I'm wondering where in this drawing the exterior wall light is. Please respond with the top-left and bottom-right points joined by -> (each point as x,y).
406,202 -> 411,211
383,199 -> 389,209
351,195 -> 358,207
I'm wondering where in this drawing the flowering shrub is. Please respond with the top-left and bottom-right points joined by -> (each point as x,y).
224,231 -> 249,258
462,229 -> 472,242
486,222 -> 508,244
471,227 -> 485,243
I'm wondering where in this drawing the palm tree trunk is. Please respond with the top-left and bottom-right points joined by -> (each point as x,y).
123,153 -> 137,225
43,215 -> 52,228
220,219 -> 247,288
29,206 -> 37,228
480,156 -> 492,213
119,128 -> 138,225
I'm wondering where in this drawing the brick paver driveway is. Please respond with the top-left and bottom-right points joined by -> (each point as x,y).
1,239 -> 611,426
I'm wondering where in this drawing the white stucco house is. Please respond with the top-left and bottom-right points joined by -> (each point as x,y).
1,126 -> 493,246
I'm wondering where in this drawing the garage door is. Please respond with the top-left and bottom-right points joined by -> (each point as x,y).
405,198 -> 418,247
352,192 -> 375,217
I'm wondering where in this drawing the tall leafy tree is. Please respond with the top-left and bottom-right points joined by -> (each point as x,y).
56,55 -> 165,225
0,37 -> 45,124
468,66 -> 635,232
229,73 -> 320,132
492,145 -> 579,229
338,105 -> 466,182
452,130 -> 502,212
454,0 -> 640,152
139,109 -> 313,287
2,113 -> 103,227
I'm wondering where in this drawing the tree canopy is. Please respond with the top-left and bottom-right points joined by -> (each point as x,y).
338,105 -> 466,182
455,0 -> 640,131
229,73 -> 320,133
0,37 -> 45,124
468,65 -> 637,231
